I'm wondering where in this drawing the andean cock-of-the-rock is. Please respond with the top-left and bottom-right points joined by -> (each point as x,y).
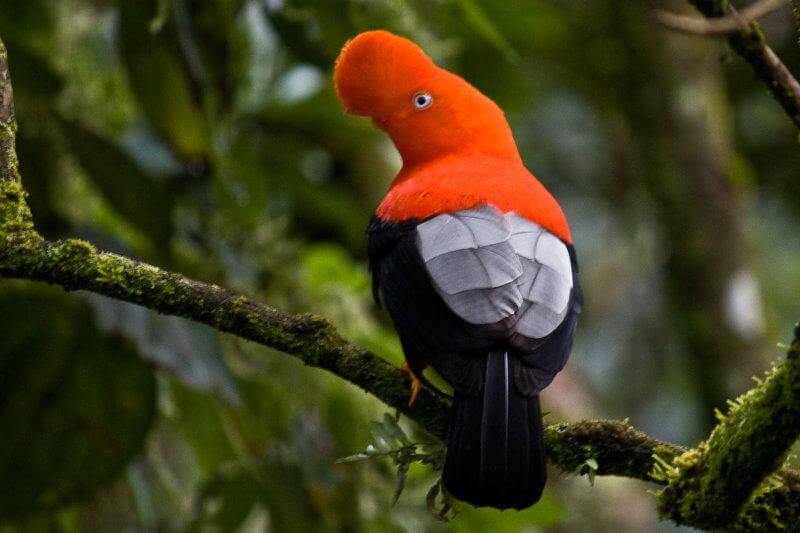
334,30 -> 582,510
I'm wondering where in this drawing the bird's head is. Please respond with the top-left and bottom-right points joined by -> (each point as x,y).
334,30 -> 520,167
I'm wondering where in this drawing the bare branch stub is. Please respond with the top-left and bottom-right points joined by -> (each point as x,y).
682,0 -> 800,129
656,0 -> 786,35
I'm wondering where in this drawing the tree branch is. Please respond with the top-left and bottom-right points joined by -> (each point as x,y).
658,326 -> 800,529
656,0 -> 786,35
1,36 -> 800,530
669,0 -> 800,130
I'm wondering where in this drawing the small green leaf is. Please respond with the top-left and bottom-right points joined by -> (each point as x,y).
370,424 -> 394,453
381,413 -> 411,446
421,442 -> 444,454
584,458 -> 599,486
391,462 -> 409,506
335,453 -> 371,465
426,481 -> 441,515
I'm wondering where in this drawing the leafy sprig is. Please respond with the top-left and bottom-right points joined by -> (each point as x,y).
337,413 -> 459,518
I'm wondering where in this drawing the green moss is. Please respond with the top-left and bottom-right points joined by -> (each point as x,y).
63,239 -> 96,255
736,496 -> 785,531
245,310 -> 261,325
543,420 -> 686,484
232,295 -> 247,311
658,352 -> 800,529
95,253 -> 135,290
0,178 -> 34,234
656,446 -> 707,522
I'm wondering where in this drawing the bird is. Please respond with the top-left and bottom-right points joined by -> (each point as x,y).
334,30 -> 582,511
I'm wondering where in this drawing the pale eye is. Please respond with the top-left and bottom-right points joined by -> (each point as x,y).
412,92 -> 433,110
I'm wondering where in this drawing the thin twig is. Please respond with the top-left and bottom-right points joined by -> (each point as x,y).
656,0 -> 786,35
683,0 -> 800,129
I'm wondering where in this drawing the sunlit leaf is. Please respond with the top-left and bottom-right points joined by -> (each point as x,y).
335,453 -> 371,464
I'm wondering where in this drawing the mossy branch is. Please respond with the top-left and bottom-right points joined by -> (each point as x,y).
1,36 -> 800,530
657,326 -> 800,530
684,0 -> 800,130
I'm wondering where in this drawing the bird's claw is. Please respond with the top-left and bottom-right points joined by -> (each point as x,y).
401,361 -> 422,407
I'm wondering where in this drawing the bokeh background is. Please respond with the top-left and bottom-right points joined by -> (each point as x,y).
1,0 -> 799,531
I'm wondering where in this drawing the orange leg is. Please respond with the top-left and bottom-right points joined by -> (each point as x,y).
401,361 -> 422,407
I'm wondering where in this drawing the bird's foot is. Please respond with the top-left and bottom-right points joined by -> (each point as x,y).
401,361 -> 422,407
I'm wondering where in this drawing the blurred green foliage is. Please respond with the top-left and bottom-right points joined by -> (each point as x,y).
1,0 -> 799,531
0,285 -> 156,518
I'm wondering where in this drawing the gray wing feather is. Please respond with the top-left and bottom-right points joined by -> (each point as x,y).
515,302 -> 565,338
507,214 -> 573,338
416,207 -> 523,325
417,207 -> 510,261
437,282 -> 523,325
416,206 -> 572,336
534,232 -> 573,287
425,244 -> 522,294
506,213 -> 544,261
529,264 -> 570,314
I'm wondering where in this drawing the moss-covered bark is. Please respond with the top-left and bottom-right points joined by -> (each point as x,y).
0,41 -> 32,236
545,420 -> 686,481
658,326 -> 800,529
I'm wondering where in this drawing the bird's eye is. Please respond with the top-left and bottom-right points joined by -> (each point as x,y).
412,92 -> 433,110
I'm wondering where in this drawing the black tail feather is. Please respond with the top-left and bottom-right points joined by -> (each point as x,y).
442,349 -> 546,510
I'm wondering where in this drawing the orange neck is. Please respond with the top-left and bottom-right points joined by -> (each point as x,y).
376,155 -> 572,243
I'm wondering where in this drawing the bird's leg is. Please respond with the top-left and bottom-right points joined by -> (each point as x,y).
401,360 -> 422,407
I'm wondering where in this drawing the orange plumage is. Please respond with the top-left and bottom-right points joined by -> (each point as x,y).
334,30 -> 571,243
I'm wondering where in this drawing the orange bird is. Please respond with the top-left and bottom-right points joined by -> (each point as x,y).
335,30 -> 581,510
